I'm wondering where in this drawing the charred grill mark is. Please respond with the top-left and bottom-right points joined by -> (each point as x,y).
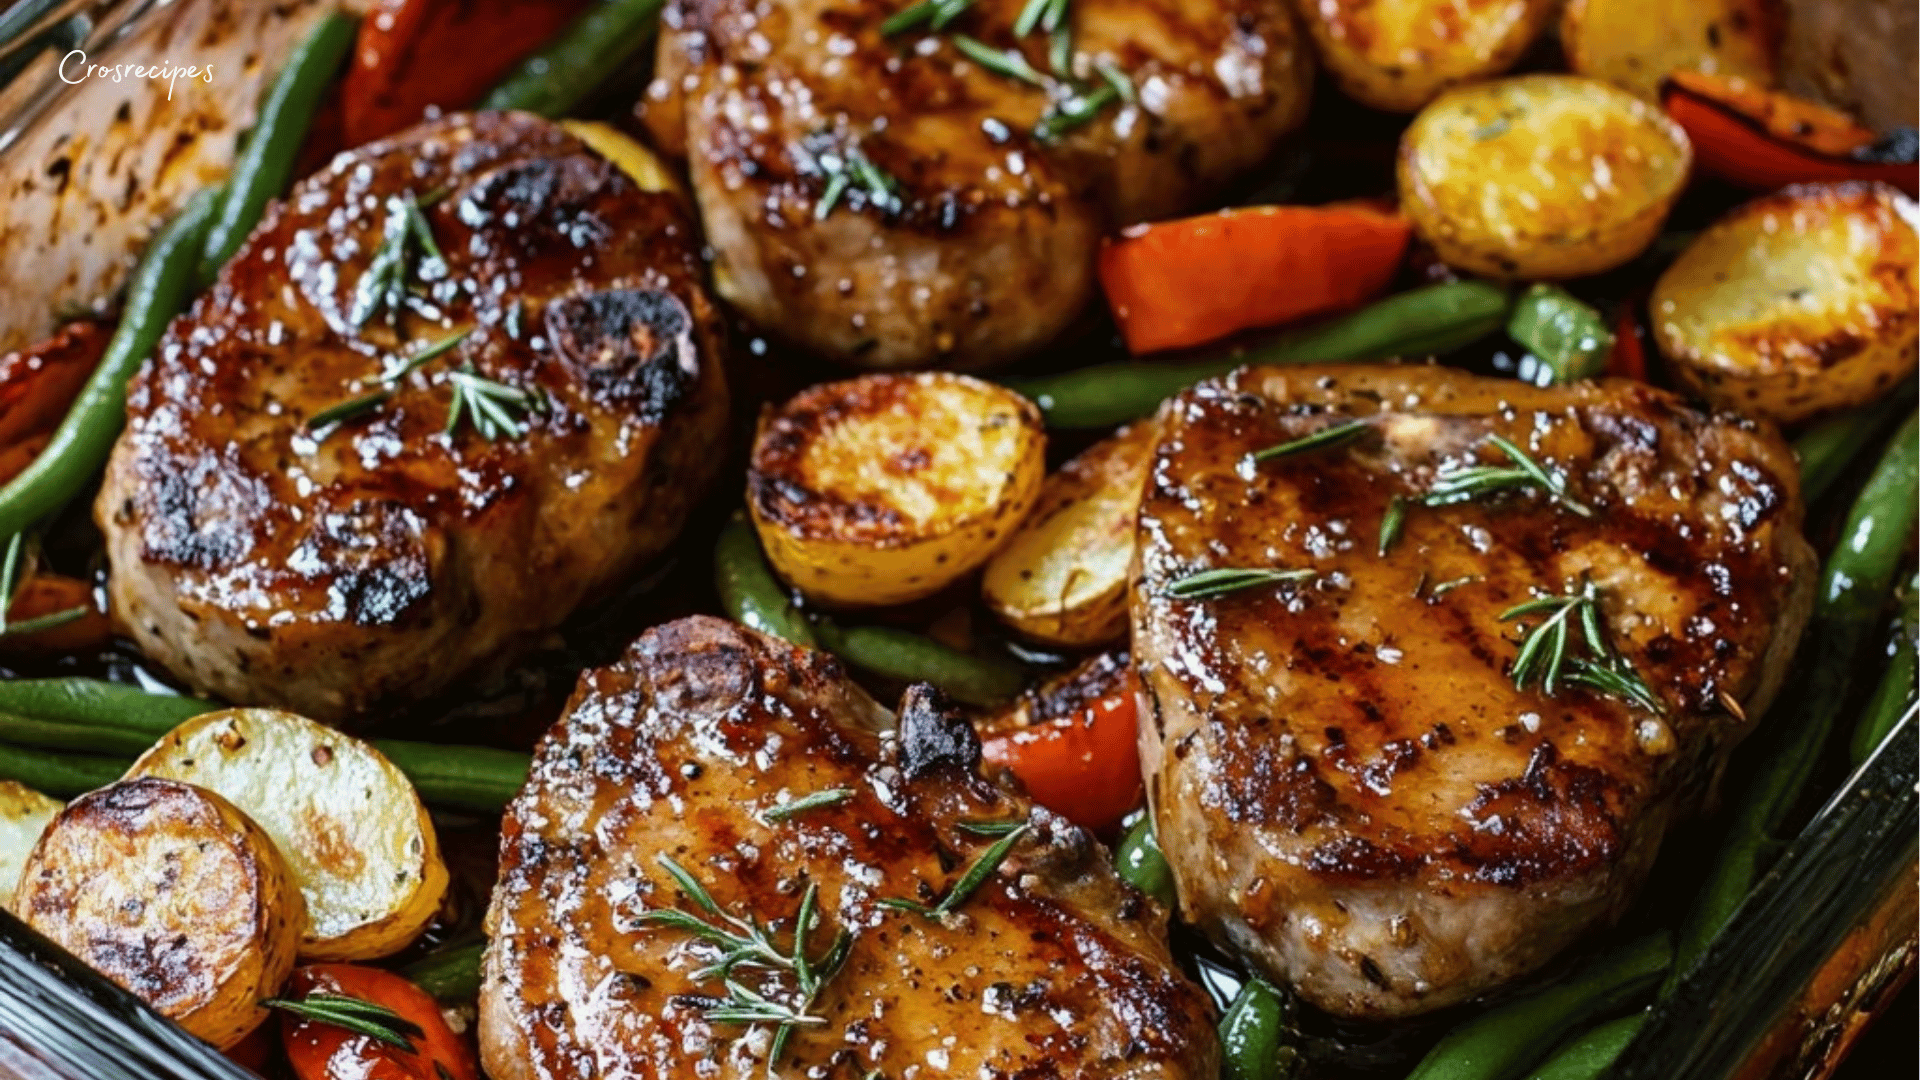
543,288 -> 698,421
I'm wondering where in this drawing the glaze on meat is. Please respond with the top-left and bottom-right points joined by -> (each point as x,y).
481,615 -> 1217,1080
1131,365 -> 1816,1018
98,112 -> 729,723
643,0 -> 1314,369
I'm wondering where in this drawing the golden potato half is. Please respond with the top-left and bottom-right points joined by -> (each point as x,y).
0,781 -> 60,910
1289,0 -> 1556,113
750,373 -> 1046,607
982,419 -> 1159,647
127,709 -> 449,962
1562,0 -> 1781,100
1398,75 -> 1693,279
1653,182 -> 1919,424
15,778 -> 303,1049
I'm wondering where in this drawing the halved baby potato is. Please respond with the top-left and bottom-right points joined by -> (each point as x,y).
126,709 -> 449,962
1398,75 -> 1693,279
1288,0 -> 1556,113
1652,181 -> 1919,424
982,420 -> 1159,647
15,777 -> 304,1049
1562,0 -> 1780,100
0,781 -> 60,910
749,373 -> 1045,607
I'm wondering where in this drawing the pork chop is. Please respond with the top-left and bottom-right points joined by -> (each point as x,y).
1132,365 -> 1816,1018
642,0 -> 1314,369
481,614 -> 1217,1079
97,111 -> 729,723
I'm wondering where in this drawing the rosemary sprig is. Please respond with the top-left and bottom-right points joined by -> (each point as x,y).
881,823 -> 1030,918
262,993 -> 423,1051
377,327 -> 472,383
1013,0 -> 1069,36
763,788 -> 856,822
1034,85 -> 1120,140
444,366 -> 538,440
1162,567 -> 1316,601
951,35 -> 1047,86
956,819 -> 1026,837
1500,577 -> 1662,713
1250,419 -> 1369,463
814,146 -> 902,221
305,390 -> 392,433
1094,57 -> 1134,102
880,0 -> 974,36
349,188 -> 448,328
1378,435 -> 1593,554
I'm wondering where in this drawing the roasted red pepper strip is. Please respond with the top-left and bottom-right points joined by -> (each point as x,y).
1660,73 -> 1918,196
980,661 -> 1143,834
0,323 -> 107,487
280,965 -> 479,1080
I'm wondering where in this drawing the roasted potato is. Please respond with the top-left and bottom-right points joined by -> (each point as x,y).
749,373 -> 1046,607
1562,0 -> 1781,100
1288,0 -> 1557,113
1652,182 -> 1920,424
982,420 -> 1159,647
0,781 -> 59,910
15,778 -> 304,1049
126,709 -> 449,962
559,119 -> 687,201
1398,75 -> 1693,279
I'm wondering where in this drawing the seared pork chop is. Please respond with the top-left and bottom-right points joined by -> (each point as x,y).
1132,365 -> 1815,1018
481,615 -> 1216,1080
642,0 -> 1313,370
98,112 -> 728,723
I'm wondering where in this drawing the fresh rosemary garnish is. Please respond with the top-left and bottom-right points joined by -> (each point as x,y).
445,366 -> 539,440
1500,577 -> 1662,712
1250,419 -> 1369,463
956,818 -> 1026,837
951,35 -> 1047,86
305,390 -> 392,433
262,993 -> 423,1051
881,823 -> 1030,918
1162,567 -> 1316,601
0,534 -> 87,637
378,327 -> 472,383
1094,57 -> 1135,102
1378,435 -> 1593,554
880,0 -> 974,36
349,188 -> 449,328
1013,0 -> 1069,36
814,145 -> 902,221
1428,575 -> 1478,598
640,856 -> 850,1075
763,788 -> 856,822
1035,85 -> 1121,140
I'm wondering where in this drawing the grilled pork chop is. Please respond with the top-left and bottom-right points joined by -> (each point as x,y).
1132,365 -> 1815,1018
642,0 -> 1313,370
481,615 -> 1216,1080
98,112 -> 728,723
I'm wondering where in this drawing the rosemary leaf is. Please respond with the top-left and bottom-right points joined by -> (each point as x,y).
765,788 -> 856,822
929,0 -> 975,30
951,35 -> 1047,86
263,993 -> 423,1051
0,606 -> 88,638
1047,20 -> 1072,76
1250,419 -> 1369,463
1377,496 -> 1408,556
656,853 -> 724,916
306,390 -> 392,433
1013,0 -> 1049,36
1094,57 -> 1135,103
379,327 -> 472,383
1042,0 -> 1070,32
1163,567 -> 1315,601
956,819 -> 1026,837
880,0 -> 941,36
934,823 -> 1029,915
1566,657 -> 1665,715
1034,85 -> 1119,141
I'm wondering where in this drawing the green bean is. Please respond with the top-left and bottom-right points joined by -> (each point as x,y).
1669,412 -> 1918,991
1523,1013 -> 1646,1080
1793,376 -> 1917,506
0,678 -> 529,813
0,743 -> 124,798
1405,934 -> 1671,1080
1505,285 -> 1612,384
400,939 -> 487,1002
1114,811 -> 1176,908
1005,281 -> 1512,429
1219,976 -> 1303,1080
1849,570 -> 1918,764
0,189 -> 220,540
714,512 -> 818,647
479,0 -> 668,118
196,12 -> 359,286
811,620 -> 1027,707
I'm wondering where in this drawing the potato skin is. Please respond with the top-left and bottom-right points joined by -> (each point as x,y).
1653,182 -> 1919,424
15,778 -> 304,1049
0,781 -> 60,910
1562,0 -> 1782,100
1289,0 -> 1556,113
126,709 -> 449,962
1398,75 -> 1693,278
982,420 -> 1158,647
749,373 -> 1046,607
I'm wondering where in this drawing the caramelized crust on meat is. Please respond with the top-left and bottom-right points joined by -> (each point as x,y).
98,112 -> 728,723
481,615 -> 1216,1080
1132,365 -> 1815,1018
643,0 -> 1313,369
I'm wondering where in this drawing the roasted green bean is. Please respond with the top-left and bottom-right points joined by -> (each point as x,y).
1505,284 -> 1612,384
479,0 -> 667,118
